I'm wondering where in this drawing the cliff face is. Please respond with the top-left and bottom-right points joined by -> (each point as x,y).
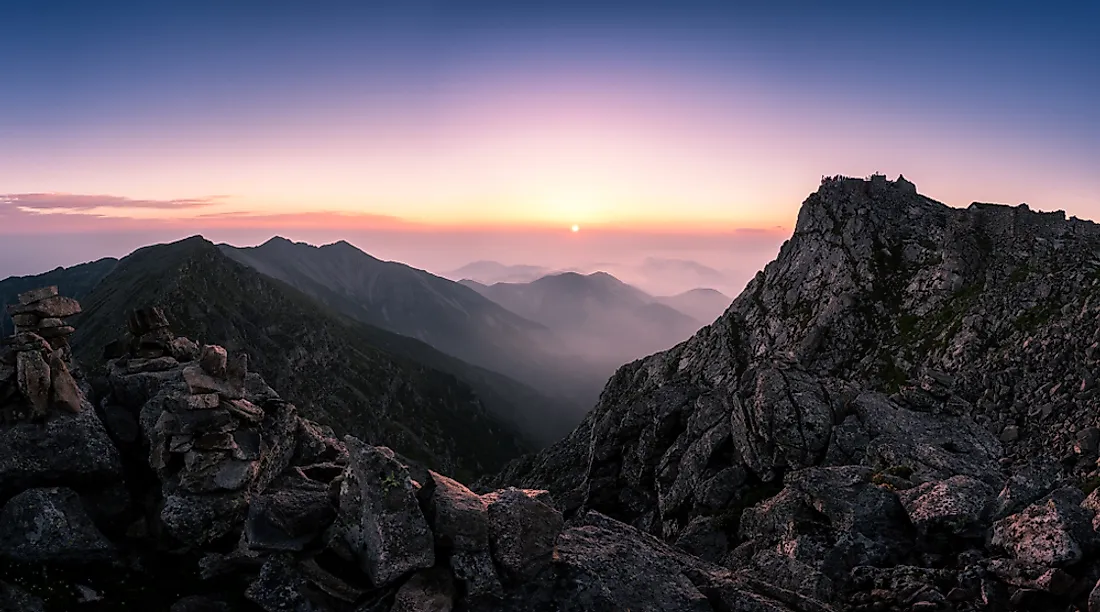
489,175 -> 1100,610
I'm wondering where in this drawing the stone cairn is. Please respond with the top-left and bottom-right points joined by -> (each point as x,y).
0,287 -> 83,422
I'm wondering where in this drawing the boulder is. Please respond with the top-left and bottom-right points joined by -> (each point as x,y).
391,567 -> 456,612
168,337 -> 201,362
159,492 -> 250,546
424,471 -> 501,597
334,438 -> 434,586
15,350 -> 50,418
898,475 -> 996,536
991,487 -> 1098,567
7,295 -> 81,318
484,487 -> 564,579
0,487 -> 114,563
0,406 -> 122,499
48,352 -> 82,414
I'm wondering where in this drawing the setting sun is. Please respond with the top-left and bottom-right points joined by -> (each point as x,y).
571,224 -> 580,232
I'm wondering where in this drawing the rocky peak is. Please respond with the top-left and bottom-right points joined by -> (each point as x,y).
488,176 -> 1100,611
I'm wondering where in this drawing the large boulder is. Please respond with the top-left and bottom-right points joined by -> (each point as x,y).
991,487 -> 1098,567
391,568 -> 456,612
0,487 -> 114,563
898,475 -> 996,537
989,455 -> 1064,521
333,438 -> 434,587
484,487 -> 564,580
424,471 -> 501,597
0,405 -> 122,499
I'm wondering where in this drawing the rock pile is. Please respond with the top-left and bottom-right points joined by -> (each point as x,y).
0,287 -> 83,422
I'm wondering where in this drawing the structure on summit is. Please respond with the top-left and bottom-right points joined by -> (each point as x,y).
1,287 -> 83,422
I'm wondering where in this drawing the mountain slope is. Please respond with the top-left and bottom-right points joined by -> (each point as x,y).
71,236 -> 529,478
220,238 -> 596,440
462,271 -> 704,368
487,175 -> 1100,609
0,258 -> 117,335
445,260 -> 553,284
653,288 -> 731,323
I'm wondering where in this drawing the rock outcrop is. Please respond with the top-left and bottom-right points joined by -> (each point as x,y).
487,175 -> 1100,611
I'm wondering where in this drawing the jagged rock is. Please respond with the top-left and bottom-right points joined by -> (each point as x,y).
424,471 -> 501,597
200,345 -> 228,377
898,475 -> 996,537
484,487 -> 564,579
127,306 -> 171,336
245,488 -> 335,552
47,351 -> 81,413
990,455 -> 1064,520
391,567 -> 456,612
334,438 -> 434,586
991,487 -> 1098,567
178,450 -> 258,493
0,487 -> 114,563
0,406 -> 121,499
1077,427 -> 1100,456
2,332 -> 50,352
674,516 -> 728,564
1089,578 -> 1100,612
15,349 -> 50,418
224,397 -> 264,423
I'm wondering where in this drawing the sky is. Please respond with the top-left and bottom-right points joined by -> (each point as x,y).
1,0 -> 1097,289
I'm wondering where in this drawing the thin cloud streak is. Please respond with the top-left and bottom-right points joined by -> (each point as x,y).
0,193 -> 224,211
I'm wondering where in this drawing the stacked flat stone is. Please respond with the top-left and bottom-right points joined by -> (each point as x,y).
128,306 -> 198,360
0,287 -> 83,422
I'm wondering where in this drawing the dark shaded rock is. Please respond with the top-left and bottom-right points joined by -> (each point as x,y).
0,487 -> 114,563
168,337 -> 201,362
245,488 -> 335,552
159,492 -> 249,546
127,306 -> 170,336
990,455 -> 1063,520
991,487 -> 1098,567
17,286 -> 58,305
1089,577 -> 1100,612
0,406 -> 122,499
0,581 -> 46,612
334,438 -> 434,586
391,567 -> 456,612
245,558 -> 332,612
674,515 -> 729,564
169,596 -> 233,612
484,487 -> 564,579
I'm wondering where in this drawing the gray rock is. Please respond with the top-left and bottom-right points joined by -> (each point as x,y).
1089,577 -> 1100,612
673,515 -> 729,564
17,286 -> 58,305
0,405 -> 122,499
335,438 -> 434,586
1000,425 -> 1020,442
182,365 -> 243,399
391,567 -> 456,612
991,487 -> 1098,567
1077,427 -> 1100,455
159,492 -> 249,546
898,475 -> 996,536
424,471 -> 501,597
15,349 -> 50,418
169,595 -> 232,612
245,559 -> 331,612
990,455 -> 1063,520
7,295 -> 81,318
484,487 -> 564,579
0,487 -> 113,563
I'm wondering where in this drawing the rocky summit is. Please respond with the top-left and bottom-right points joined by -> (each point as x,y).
486,174 -> 1100,611
5,174 -> 1100,611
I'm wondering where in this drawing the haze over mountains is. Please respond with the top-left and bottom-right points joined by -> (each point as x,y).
1,235 -> 725,450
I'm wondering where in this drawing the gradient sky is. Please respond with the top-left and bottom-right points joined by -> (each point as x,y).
1,0 -> 1097,284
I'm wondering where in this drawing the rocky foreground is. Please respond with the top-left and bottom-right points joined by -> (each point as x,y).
0,293 -> 814,611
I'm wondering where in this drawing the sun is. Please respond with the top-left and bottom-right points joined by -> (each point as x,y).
571,224 -> 580,233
